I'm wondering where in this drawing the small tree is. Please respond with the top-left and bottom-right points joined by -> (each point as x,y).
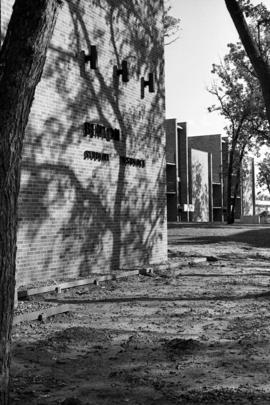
257,152 -> 270,195
0,0 -> 62,402
208,42 -> 268,223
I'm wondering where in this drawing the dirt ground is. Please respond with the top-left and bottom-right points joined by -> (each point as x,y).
10,223 -> 270,404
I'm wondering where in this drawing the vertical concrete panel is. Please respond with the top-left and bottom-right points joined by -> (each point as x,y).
208,153 -> 213,222
242,158 -> 255,216
178,123 -> 189,221
188,134 -> 222,184
188,134 -> 223,222
191,149 -> 209,222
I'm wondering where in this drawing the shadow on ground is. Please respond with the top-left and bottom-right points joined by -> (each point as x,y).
10,320 -> 270,405
168,225 -> 270,249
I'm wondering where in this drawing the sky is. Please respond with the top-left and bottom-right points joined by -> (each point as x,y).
165,0 -> 270,137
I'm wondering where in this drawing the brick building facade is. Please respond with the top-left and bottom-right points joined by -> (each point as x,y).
1,0 -> 167,285
165,119 -> 255,223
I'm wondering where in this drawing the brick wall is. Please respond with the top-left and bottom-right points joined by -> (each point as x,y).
2,0 -> 167,285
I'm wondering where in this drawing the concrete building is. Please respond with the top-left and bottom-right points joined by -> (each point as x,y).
165,119 -> 255,223
188,134 -> 224,222
1,0 -> 167,286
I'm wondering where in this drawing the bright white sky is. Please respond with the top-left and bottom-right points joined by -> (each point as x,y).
165,0 -> 270,137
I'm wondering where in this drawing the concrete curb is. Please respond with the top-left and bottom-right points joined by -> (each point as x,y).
156,262 -> 183,271
13,304 -> 71,325
14,264 -> 189,325
18,270 -> 140,299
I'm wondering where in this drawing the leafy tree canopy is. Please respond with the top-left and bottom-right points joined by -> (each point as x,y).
164,0 -> 180,45
208,30 -> 269,223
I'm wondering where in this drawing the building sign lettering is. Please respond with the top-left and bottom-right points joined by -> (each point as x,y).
84,150 -> 110,162
84,122 -> 120,142
120,156 -> 145,168
83,123 -> 145,167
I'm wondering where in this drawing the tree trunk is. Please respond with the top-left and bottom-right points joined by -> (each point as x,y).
227,170 -> 234,224
230,172 -> 240,225
225,0 -> 270,127
227,142 -> 246,224
0,0 -> 61,401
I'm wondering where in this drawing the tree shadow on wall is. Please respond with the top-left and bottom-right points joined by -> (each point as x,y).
191,162 -> 209,223
17,0 -> 166,282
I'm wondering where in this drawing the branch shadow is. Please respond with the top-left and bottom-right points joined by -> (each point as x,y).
191,159 -> 209,222
16,0 -> 166,284
10,321 -> 270,404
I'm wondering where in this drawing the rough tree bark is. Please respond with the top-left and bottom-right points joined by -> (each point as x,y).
225,0 -> 270,127
0,0 -> 62,402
